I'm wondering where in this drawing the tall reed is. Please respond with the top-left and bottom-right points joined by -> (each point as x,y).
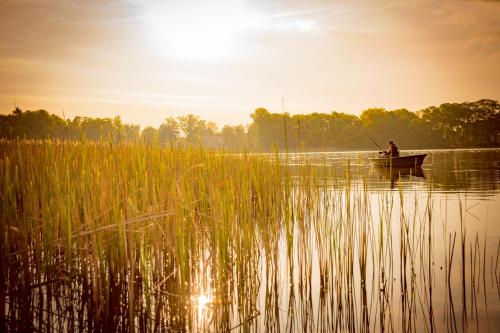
0,140 -> 497,332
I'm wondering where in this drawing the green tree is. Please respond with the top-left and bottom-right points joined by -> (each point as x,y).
178,114 -> 207,145
141,126 -> 158,144
159,117 -> 180,145
220,125 -> 247,150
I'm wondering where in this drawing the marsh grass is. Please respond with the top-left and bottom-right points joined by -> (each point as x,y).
0,140 -> 498,332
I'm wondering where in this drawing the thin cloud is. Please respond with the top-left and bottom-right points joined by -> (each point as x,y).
0,0 -> 499,127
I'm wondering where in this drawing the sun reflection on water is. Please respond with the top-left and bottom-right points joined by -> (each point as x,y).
193,291 -> 213,328
197,294 -> 210,308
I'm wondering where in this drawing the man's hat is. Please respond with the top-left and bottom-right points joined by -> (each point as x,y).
389,141 -> 394,144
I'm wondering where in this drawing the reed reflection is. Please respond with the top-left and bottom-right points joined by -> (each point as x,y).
2,143 -> 499,332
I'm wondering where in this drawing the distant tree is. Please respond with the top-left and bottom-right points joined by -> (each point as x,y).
420,99 -> 500,147
73,117 -> 115,141
327,112 -> 366,149
0,108 -> 66,139
113,116 -> 124,142
1,100 -> 499,149
248,108 -> 271,149
293,113 -> 330,148
123,124 -> 140,142
159,117 -> 180,145
360,108 -> 438,149
178,114 -> 207,145
220,125 -> 247,150
248,108 -> 292,150
202,121 -> 221,147
141,126 -> 158,144
461,99 -> 500,146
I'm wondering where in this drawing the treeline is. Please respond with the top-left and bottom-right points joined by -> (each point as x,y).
1,99 -> 499,150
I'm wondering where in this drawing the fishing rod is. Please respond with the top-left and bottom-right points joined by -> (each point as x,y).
354,122 -> 385,151
362,132 -> 384,151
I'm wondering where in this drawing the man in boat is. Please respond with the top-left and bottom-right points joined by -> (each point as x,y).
381,141 -> 399,158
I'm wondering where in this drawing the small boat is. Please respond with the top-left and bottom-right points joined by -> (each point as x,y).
370,154 -> 428,168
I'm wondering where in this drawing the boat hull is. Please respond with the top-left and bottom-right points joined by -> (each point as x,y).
370,154 -> 427,168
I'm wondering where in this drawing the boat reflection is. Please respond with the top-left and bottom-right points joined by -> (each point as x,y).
374,166 -> 425,189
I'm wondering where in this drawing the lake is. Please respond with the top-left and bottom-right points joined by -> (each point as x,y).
246,148 -> 500,332
2,146 -> 500,332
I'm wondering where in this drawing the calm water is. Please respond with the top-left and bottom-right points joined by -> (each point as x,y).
5,148 -> 500,332
249,148 -> 500,332
286,148 -> 500,194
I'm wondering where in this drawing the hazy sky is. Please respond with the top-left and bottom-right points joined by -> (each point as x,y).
1,0 -> 499,127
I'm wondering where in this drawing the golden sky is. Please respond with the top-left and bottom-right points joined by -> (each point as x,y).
1,0 -> 499,127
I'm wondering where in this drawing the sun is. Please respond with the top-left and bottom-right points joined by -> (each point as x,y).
143,0 -> 252,61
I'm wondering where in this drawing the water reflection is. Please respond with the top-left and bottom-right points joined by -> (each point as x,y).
195,293 -> 212,328
3,149 -> 500,332
286,148 -> 500,195
374,166 -> 425,189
